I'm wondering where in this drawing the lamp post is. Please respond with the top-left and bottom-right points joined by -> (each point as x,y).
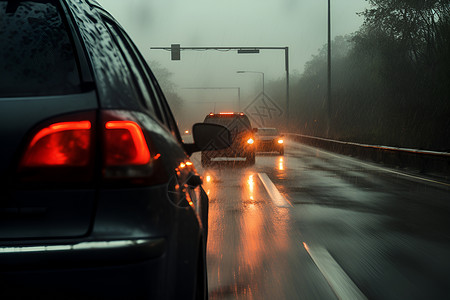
236,71 -> 265,101
327,0 -> 332,137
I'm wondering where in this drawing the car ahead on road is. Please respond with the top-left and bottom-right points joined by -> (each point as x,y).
201,112 -> 256,166
0,0 -> 231,299
254,128 -> 284,155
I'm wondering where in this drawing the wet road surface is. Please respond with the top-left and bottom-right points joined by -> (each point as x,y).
190,140 -> 450,299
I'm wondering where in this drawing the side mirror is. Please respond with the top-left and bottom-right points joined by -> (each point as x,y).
193,123 -> 232,150
183,123 -> 232,156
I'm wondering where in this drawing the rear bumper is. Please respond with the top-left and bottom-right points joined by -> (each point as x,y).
256,141 -> 283,152
203,145 -> 255,159
0,238 -> 166,268
0,184 -> 202,298
0,238 -> 168,298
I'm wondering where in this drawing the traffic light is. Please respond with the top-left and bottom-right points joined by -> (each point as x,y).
171,44 -> 180,60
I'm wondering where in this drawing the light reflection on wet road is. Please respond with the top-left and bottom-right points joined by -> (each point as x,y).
191,140 -> 450,299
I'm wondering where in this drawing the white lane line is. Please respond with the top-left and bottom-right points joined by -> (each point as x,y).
298,143 -> 450,187
303,242 -> 367,300
257,173 -> 292,208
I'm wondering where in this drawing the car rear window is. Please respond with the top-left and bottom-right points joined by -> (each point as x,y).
257,128 -> 279,136
0,0 -> 81,97
204,115 -> 251,132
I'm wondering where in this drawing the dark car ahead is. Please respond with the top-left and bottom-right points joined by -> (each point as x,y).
254,128 -> 284,155
201,112 -> 256,166
0,0 -> 231,298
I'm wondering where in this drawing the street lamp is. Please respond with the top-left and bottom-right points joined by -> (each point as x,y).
327,0 -> 332,136
236,71 -> 265,101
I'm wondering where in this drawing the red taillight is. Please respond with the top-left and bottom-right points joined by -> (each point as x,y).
21,121 -> 91,167
101,113 -> 167,185
17,110 -> 165,187
104,121 -> 151,166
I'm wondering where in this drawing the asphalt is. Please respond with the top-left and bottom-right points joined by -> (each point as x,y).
189,139 -> 450,299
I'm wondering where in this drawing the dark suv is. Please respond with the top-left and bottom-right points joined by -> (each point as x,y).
0,0 -> 230,298
201,112 -> 256,166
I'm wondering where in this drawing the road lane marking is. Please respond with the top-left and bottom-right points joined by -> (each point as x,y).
257,173 -> 292,207
297,142 -> 450,187
303,242 -> 367,300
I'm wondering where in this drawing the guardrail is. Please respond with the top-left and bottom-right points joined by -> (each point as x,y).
286,133 -> 450,180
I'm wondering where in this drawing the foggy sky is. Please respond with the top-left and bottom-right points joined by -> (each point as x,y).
97,0 -> 367,118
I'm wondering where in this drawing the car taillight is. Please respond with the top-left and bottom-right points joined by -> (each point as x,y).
101,111 -> 166,185
104,121 -> 150,166
21,121 -> 91,167
17,112 -> 96,186
17,110 -> 167,187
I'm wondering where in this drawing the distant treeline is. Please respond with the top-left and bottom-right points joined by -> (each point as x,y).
275,0 -> 450,151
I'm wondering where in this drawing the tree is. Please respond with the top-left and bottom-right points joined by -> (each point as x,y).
287,0 -> 450,150
356,0 -> 450,150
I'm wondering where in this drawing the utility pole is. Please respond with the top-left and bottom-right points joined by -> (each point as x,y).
285,47 -> 289,131
327,0 -> 332,137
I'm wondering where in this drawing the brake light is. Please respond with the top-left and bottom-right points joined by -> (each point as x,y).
219,112 -> 235,115
104,121 -> 151,166
17,110 -> 166,187
21,121 -> 91,167
247,138 -> 254,144
100,112 -> 168,185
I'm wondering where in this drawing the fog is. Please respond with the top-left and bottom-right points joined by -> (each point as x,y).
97,0 -> 368,128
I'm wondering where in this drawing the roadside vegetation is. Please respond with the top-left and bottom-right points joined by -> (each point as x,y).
271,0 -> 450,151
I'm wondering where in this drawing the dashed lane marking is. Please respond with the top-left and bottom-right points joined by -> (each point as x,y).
303,242 -> 367,300
257,173 -> 292,208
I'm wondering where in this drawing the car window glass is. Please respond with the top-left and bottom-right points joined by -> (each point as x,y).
105,21 -> 157,117
142,65 -> 171,126
142,63 -> 183,140
0,0 -> 81,97
115,27 -> 170,123
205,116 -> 251,131
159,98 -> 183,141
258,128 -> 278,136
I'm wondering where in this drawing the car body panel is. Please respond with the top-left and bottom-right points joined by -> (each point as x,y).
0,0 -> 208,298
0,93 -> 98,177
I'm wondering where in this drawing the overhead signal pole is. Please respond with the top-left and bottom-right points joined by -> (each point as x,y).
150,45 -> 290,129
